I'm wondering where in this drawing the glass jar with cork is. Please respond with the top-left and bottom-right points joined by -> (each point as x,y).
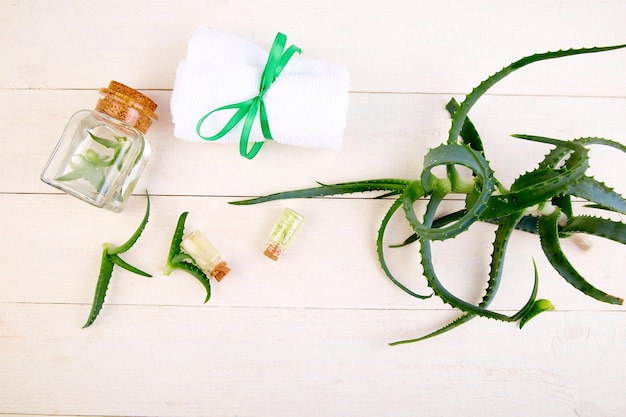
41,81 -> 157,212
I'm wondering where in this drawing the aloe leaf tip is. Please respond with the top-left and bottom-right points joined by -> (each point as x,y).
519,299 -> 555,329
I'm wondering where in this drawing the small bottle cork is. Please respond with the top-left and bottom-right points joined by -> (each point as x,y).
95,81 -> 158,134
263,242 -> 283,261
210,261 -> 231,282
180,230 -> 231,282
264,208 -> 305,261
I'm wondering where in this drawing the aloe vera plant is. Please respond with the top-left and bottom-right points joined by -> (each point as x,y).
163,212 -> 213,302
83,192 -> 152,328
57,132 -> 128,192
232,44 -> 626,344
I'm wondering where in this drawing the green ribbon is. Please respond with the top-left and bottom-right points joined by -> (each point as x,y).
196,32 -> 302,159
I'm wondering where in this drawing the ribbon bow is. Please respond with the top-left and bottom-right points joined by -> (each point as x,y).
195,33 -> 302,159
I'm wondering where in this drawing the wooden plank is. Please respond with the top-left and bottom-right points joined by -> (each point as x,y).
1,302 -> 625,417
2,194 -> 624,314
2,0 -> 626,95
3,89 -> 625,196
2,2 -> 626,417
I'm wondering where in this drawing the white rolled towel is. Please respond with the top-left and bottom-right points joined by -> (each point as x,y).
170,27 -> 351,157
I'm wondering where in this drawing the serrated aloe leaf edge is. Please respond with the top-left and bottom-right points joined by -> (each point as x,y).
231,44 -> 626,344
163,211 -> 213,303
83,192 -> 153,329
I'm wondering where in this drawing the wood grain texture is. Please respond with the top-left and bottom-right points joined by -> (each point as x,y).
1,1 -> 625,416
3,90 -> 626,196
2,303 -> 625,417
2,0 -> 626,95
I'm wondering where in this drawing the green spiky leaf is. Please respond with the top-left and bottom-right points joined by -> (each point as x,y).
229,44 -> 626,344
538,209 -> 623,305
83,192 -> 152,328
164,212 -> 213,303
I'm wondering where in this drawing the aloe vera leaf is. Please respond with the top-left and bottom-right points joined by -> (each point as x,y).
479,215 -> 541,236
538,209 -> 623,305
55,169 -> 83,182
551,194 -> 573,218
578,136 -> 626,154
417,193 -> 535,321
512,133 -> 586,162
447,44 -> 626,147
389,315 -> 472,346
483,213 -> 527,308
507,260 -> 554,326
509,259 -> 541,321
419,215 -> 519,321
68,154 -> 106,190
446,98 -> 513,196
108,253 -> 152,277
87,131 -> 121,148
484,211 -> 626,242
404,144 -> 495,241
390,209 -> 467,248
445,98 -> 484,153
536,144 -> 573,170
229,179 -> 411,205
512,132 -> 579,154
84,148 -> 115,166
507,131 -> 590,189
108,192 -> 151,255
171,260 -> 212,303
164,211 -> 189,274
560,215 -> 626,244
88,132 -> 127,171
113,144 -> 127,171
444,98 -> 486,192
571,137 -> 626,214
510,215 -> 539,234
163,212 -> 213,302
509,168 -> 563,193
420,143 -> 490,192
519,299 -> 555,329
569,176 -> 626,215
171,253 -> 193,264
374,190 -> 404,199
83,247 -> 115,328
376,196 -> 432,299
481,139 -> 588,219
510,135 -> 626,213
509,134 -> 626,213
398,210 -> 539,246
534,136 -> 625,171
314,179 -> 411,198
403,270 -> 548,345
390,260 -> 545,344
82,193 -> 151,328
391,211 -> 525,345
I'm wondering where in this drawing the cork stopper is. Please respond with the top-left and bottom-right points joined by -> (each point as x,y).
263,242 -> 282,261
95,81 -> 158,134
210,261 -> 231,282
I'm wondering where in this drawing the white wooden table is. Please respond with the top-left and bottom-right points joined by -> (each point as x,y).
2,1 -> 626,416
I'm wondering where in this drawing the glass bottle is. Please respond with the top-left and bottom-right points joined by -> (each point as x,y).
41,81 -> 157,212
264,208 -> 305,261
180,230 -> 231,282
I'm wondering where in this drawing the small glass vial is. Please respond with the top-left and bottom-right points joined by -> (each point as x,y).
41,81 -> 157,212
180,230 -> 231,282
264,208 -> 305,261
